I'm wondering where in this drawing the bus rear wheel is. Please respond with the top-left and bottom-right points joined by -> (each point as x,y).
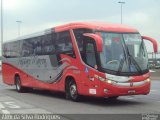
15,76 -> 25,92
68,80 -> 80,102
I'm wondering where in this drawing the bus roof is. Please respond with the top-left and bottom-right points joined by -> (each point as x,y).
5,22 -> 138,43
55,22 -> 138,33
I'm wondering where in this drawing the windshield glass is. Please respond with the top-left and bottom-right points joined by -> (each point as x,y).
100,32 -> 148,74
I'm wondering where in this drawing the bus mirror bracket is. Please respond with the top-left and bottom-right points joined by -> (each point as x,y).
142,36 -> 158,53
83,33 -> 103,52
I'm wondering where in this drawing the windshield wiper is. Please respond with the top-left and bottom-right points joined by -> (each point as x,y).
117,45 -> 126,75
117,57 -> 125,75
117,37 -> 128,75
126,46 -> 142,74
119,34 -> 143,74
116,34 -> 143,75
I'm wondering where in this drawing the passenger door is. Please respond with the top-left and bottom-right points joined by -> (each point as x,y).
84,40 -> 97,68
83,38 -> 99,95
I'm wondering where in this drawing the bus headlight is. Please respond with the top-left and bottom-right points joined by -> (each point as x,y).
94,74 -> 114,84
94,75 -> 106,82
99,77 -> 106,82
107,80 -> 112,84
147,78 -> 150,82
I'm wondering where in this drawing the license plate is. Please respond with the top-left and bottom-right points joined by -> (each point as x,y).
128,90 -> 136,94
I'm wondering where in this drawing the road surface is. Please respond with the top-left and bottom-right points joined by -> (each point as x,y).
0,75 -> 160,120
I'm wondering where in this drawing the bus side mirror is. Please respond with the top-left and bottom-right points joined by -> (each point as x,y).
142,36 -> 158,53
83,33 -> 103,52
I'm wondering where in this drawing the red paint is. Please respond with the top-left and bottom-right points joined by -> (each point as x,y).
55,22 -> 138,33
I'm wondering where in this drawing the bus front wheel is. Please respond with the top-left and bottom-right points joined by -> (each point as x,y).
68,80 -> 80,102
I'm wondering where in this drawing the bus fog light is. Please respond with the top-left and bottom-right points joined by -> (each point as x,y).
104,89 -> 108,93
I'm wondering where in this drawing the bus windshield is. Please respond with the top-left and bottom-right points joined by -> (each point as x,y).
100,32 -> 148,75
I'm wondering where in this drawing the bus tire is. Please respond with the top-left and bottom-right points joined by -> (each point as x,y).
68,80 -> 80,102
15,76 -> 25,93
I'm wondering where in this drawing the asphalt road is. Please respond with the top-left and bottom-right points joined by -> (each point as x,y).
0,74 -> 160,120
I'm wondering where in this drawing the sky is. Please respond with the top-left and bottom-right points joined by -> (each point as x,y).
1,0 -> 160,54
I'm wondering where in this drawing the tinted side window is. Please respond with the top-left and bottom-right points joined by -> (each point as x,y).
32,36 -> 42,55
22,36 -> 42,56
86,42 -> 97,68
56,31 -> 75,58
73,29 -> 93,60
73,29 -> 93,52
42,33 -> 56,55
21,33 -> 56,56
3,41 -> 20,58
22,38 -> 34,56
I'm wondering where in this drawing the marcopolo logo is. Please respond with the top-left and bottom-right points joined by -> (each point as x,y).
142,114 -> 159,120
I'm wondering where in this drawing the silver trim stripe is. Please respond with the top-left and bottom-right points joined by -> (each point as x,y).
112,80 -> 149,87
105,73 -> 132,82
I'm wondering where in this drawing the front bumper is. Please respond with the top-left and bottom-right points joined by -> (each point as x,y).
96,80 -> 151,97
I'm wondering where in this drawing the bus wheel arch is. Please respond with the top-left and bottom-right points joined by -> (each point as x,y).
65,76 -> 80,102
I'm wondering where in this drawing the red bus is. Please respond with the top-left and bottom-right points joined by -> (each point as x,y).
2,22 -> 158,101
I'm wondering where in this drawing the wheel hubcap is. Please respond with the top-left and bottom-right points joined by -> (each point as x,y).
70,84 -> 77,98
